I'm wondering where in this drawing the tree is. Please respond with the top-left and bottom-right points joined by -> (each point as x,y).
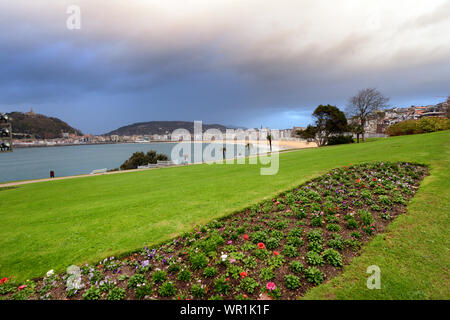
348,120 -> 363,143
266,133 -> 272,152
120,150 -> 168,170
346,88 -> 389,141
297,105 -> 348,146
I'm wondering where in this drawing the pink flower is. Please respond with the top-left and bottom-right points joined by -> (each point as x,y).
266,282 -> 276,291
227,240 -> 233,244
18,285 -> 27,291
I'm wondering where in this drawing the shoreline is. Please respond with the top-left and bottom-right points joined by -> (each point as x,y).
0,143 -> 316,187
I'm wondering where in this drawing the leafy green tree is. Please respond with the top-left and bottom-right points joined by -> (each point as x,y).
120,150 -> 168,170
297,105 -> 348,146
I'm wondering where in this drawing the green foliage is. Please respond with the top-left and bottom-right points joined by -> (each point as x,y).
322,249 -> 343,267
203,266 -> 218,278
259,267 -> 275,281
285,274 -> 302,290
190,252 -> 209,270
177,269 -> 192,282
304,267 -> 325,285
120,150 -> 169,170
82,286 -> 101,300
214,276 -> 231,295
191,284 -> 206,298
238,277 -> 260,294
289,261 -> 305,274
135,282 -> 152,299
326,223 -> 341,232
282,245 -> 299,257
158,281 -> 176,297
152,270 -> 167,283
306,251 -> 325,266
266,237 -> 281,250
128,274 -> 146,289
106,287 -> 126,300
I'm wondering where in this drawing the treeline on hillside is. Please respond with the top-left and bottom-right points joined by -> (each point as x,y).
386,118 -> 450,136
7,112 -> 82,139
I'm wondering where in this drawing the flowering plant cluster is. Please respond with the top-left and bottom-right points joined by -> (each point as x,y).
0,162 -> 427,300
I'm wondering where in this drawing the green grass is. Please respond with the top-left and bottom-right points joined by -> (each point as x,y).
1,131 -> 449,299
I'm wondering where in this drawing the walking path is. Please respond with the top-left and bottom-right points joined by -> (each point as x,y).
0,140 -> 317,188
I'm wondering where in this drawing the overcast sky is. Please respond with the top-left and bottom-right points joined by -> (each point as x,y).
0,0 -> 449,134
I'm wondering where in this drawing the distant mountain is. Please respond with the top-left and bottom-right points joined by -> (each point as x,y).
104,121 -> 229,136
7,111 -> 83,139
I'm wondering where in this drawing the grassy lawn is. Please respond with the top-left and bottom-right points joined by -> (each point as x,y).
1,130 -> 449,299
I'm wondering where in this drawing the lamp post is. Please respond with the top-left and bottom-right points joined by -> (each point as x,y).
0,113 -> 13,152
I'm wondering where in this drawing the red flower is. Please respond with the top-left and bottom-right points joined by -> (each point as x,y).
0,278 -> 8,284
243,234 -> 249,240
18,285 -> 27,291
243,294 -> 248,299
240,271 -> 248,278
257,242 -> 265,249
357,178 -> 361,183
273,251 -> 280,255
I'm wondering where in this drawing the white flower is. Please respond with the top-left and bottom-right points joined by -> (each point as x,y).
221,254 -> 228,262
46,269 -> 54,277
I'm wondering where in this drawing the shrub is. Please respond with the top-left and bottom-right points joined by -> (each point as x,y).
120,150 -> 168,170
203,266 -> 218,278
152,270 -> 167,283
177,270 -> 192,282
327,235 -> 343,250
266,237 -> 281,250
270,230 -> 285,240
306,251 -> 324,266
168,263 -> 181,274
282,245 -> 299,257
307,229 -> 323,243
82,286 -> 101,300
322,249 -> 343,267
288,227 -> 303,237
286,236 -> 305,247
250,231 -> 268,244
304,267 -> 325,285
289,261 -> 305,274
214,277 -> 231,295
190,252 -> 208,270
359,210 -> 375,226
128,274 -> 146,289
284,274 -> 301,290
326,223 -> 341,232
327,135 -> 354,145
106,287 -> 126,300
159,281 -> 176,297
386,118 -> 450,136
266,255 -> 286,269
191,284 -> 206,298
135,282 -> 152,299
311,216 -> 324,227
259,267 -> 275,281
239,277 -> 260,294
346,218 -> 359,229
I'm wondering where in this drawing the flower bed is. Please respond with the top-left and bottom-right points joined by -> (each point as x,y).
0,162 -> 428,300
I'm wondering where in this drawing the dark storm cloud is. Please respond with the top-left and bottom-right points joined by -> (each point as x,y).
0,0 -> 449,133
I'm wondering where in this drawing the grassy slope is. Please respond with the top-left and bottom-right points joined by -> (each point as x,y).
1,131 -> 449,299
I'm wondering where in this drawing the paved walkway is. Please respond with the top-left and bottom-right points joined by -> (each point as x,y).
0,142 -> 317,188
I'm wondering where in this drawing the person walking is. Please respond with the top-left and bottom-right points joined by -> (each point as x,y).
50,170 -> 55,178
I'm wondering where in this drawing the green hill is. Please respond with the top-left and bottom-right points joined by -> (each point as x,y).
7,111 -> 82,139
104,121 -> 227,136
